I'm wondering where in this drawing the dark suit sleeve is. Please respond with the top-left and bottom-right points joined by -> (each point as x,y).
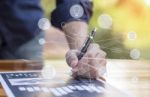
51,0 -> 93,29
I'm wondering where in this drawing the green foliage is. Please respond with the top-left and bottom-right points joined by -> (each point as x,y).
89,0 -> 131,59
94,29 -> 130,59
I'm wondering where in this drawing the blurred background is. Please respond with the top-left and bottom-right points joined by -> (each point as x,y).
41,0 -> 150,60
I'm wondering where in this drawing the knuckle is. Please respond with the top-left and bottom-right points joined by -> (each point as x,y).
66,50 -> 77,58
87,52 -> 94,58
80,58 -> 88,64
95,44 -> 100,48
88,43 -> 99,50
99,50 -> 107,57
92,43 -> 100,48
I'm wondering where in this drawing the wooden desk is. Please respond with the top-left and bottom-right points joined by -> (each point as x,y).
0,59 -> 149,97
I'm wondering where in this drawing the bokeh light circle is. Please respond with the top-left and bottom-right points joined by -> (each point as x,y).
130,49 -> 141,60
98,14 -> 112,29
128,31 -> 137,40
38,38 -> 46,45
42,64 -> 56,79
38,18 -> 51,30
70,4 -> 84,19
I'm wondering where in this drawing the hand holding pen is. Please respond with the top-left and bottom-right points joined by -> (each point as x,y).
66,28 -> 107,79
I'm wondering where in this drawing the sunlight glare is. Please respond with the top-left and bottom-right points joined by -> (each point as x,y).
145,0 -> 150,5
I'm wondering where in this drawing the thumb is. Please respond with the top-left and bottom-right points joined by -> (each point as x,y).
66,50 -> 79,68
70,59 -> 78,68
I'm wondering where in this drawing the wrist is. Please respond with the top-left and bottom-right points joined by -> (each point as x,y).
62,21 -> 88,49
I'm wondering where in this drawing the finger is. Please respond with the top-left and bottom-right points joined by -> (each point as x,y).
84,43 -> 100,59
78,56 -> 89,66
99,65 -> 107,76
77,57 -> 90,74
82,50 -> 97,61
74,62 -> 101,79
72,51 -> 90,73
66,50 -> 79,68
88,43 -> 106,58
97,59 -> 107,76
95,52 -> 106,63
89,57 -> 107,77
89,56 -> 100,68
78,63 -> 98,79
80,51 -> 98,69
76,47 -> 99,76
99,59 -> 107,67
96,50 -> 107,58
87,43 -> 100,51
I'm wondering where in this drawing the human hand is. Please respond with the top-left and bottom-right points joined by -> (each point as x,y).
66,43 -> 107,80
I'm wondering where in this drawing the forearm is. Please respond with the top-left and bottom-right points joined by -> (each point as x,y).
62,21 -> 88,49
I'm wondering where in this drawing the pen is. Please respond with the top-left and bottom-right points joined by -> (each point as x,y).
77,28 -> 97,60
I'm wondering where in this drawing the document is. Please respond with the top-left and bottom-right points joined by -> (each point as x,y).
0,71 -> 133,97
